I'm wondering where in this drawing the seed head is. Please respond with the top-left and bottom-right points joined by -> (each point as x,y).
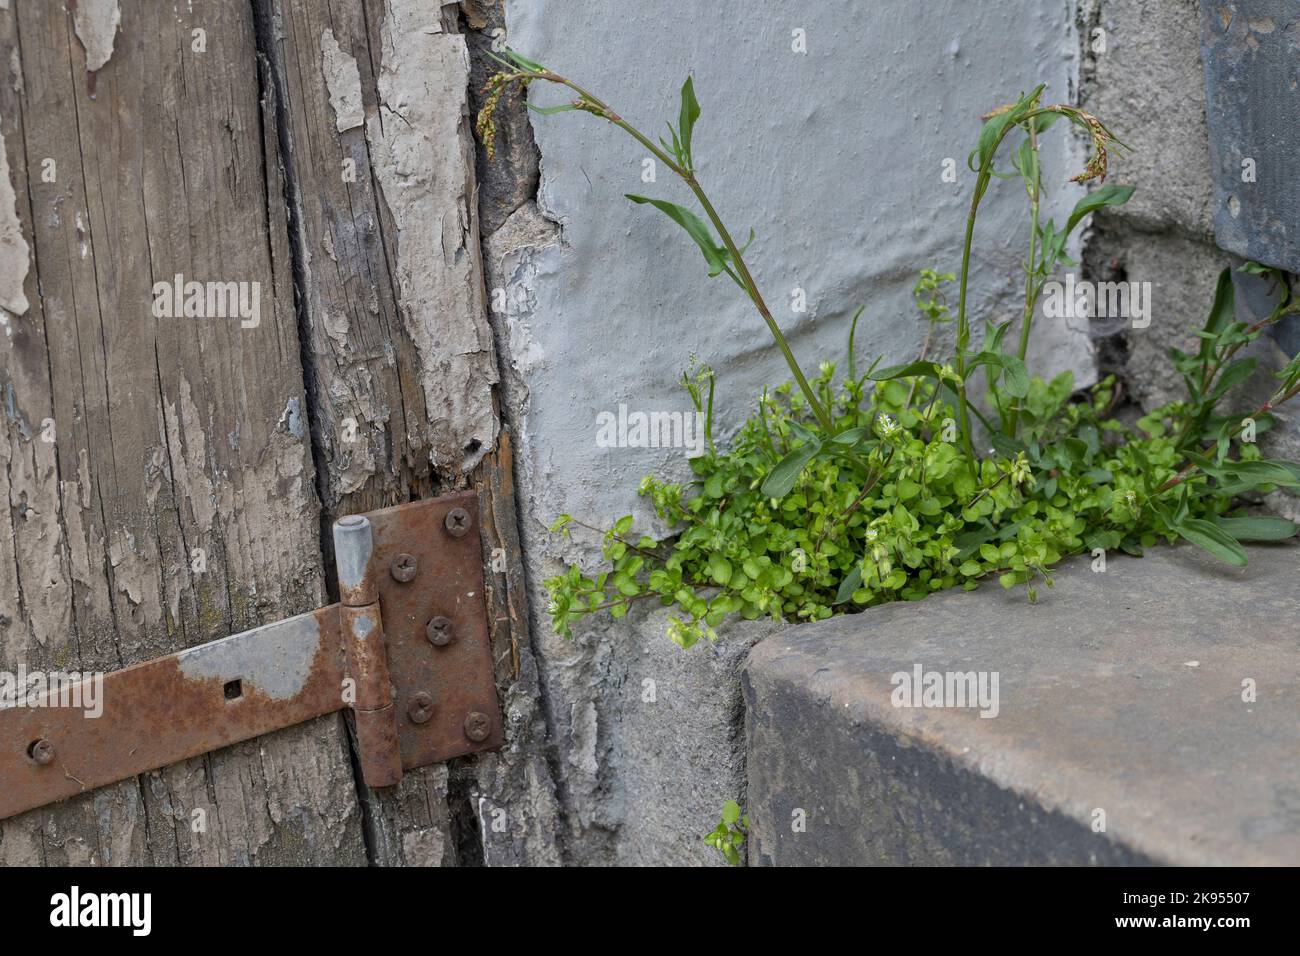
476,72 -> 531,161
1070,111 -> 1112,183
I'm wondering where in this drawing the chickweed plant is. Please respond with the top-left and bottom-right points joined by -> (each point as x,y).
480,52 -> 1300,859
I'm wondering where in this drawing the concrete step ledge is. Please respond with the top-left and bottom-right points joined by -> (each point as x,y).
743,543 -> 1300,865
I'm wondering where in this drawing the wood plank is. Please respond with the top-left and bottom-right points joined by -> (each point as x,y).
0,0 -> 365,865
258,0 -> 504,864
259,0 -> 497,519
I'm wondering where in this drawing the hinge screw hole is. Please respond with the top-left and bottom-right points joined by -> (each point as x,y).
27,738 -> 55,765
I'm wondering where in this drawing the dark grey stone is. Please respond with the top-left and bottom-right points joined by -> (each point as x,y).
1199,0 -> 1300,273
744,543 -> 1300,866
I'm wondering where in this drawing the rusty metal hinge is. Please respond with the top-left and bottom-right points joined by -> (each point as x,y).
0,492 -> 502,821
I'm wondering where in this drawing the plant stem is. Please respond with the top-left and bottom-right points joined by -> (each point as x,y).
953,194 -> 983,477
1007,123 -> 1041,438
548,72 -> 835,434
690,182 -> 835,433
955,106 -> 1065,470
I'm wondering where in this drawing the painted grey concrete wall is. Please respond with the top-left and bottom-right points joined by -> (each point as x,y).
498,0 -> 1089,543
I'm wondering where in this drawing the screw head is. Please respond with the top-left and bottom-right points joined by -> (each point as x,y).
407,692 -> 434,724
463,711 -> 491,743
425,616 -> 454,646
29,739 -> 55,766
444,507 -> 471,538
389,553 -> 418,582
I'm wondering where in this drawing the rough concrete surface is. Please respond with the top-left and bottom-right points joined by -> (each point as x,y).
1083,0 -> 1299,497
1089,227 -> 1229,410
1085,0 -> 1215,239
539,603 -> 782,865
744,543 -> 1300,866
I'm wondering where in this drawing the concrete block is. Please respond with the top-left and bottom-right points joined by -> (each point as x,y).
1105,230 -> 1228,410
535,597 -> 781,865
608,606 -> 783,865
744,543 -> 1300,865
1089,0 -> 1215,238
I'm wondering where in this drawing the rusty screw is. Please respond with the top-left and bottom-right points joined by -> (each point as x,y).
407,692 -> 434,725
425,616 -> 454,647
463,711 -> 491,743
29,739 -> 55,766
389,552 -> 418,583
444,507 -> 471,538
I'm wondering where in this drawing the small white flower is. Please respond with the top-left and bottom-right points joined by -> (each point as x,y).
1008,452 -> 1031,486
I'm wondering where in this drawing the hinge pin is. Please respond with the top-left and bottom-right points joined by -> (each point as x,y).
335,515 -> 404,788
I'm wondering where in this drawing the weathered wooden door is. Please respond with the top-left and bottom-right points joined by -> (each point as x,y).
0,0 -> 537,866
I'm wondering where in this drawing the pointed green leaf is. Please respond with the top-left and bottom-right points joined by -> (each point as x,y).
846,305 -> 865,382
1065,184 -> 1136,234
834,564 -> 864,605
1207,358 -> 1258,404
831,426 -> 870,445
1223,459 -> 1300,488
504,48 -> 547,73
1212,515 -> 1299,542
526,101 -> 581,115
761,437 -> 822,499
1197,269 -> 1235,365
678,76 -> 701,170
625,194 -> 728,276
870,360 -> 943,381
1177,518 -> 1247,567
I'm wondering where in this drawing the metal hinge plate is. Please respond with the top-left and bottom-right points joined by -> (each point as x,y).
0,492 -> 501,821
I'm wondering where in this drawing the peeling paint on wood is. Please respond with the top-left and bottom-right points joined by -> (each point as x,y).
70,0 -> 119,72
0,0 -> 546,867
320,28 -> 363,132
0,122 -> 28,318
365,0 -> 498,477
